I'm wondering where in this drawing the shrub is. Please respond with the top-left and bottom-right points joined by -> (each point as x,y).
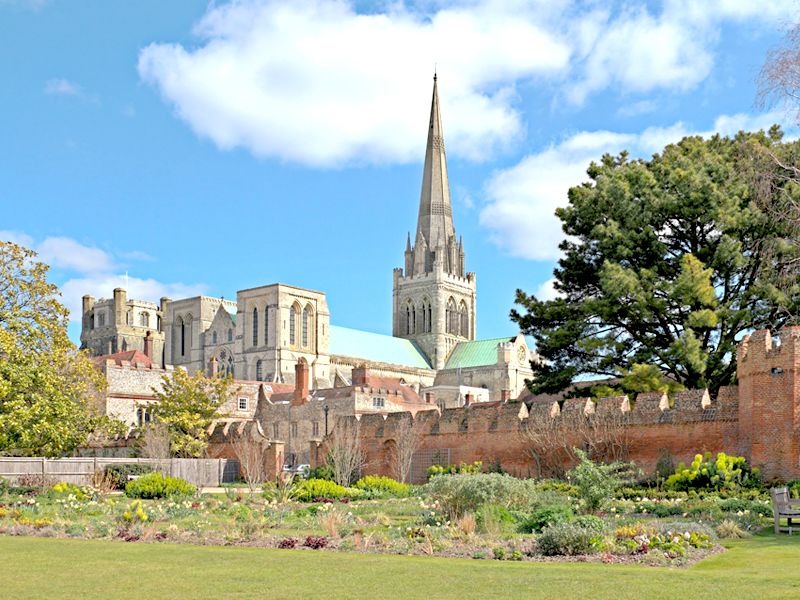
568,448 -> 637,513
303,535 -> 328,549
296,478 -> 347,502
124,472 -> 196,499
278,538 -> 297,549
519,505 -> 573,533
306,465 -> 334,481
665,452 -> 759,491
537,523 -> 596,556
573,514 -> 605,532
425,473 -> 537,518
427,461 -> 483,480
492,546 -> 506,560
103,464 -> 155,490
354,475 -> 411,498
718,497 -> 772,517
0,476 -> 8,497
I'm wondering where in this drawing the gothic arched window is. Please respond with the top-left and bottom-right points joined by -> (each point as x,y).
228,328 -> 233,342
302,308 -> 308,347
459,301 -> 469,338
264,306 -> 269,347
140,312 -> 149,327
290,306 -> 296,346
180,318 -> 185,356
212,331 -> 217,344
256,359 -> 263,381
252,307 -> 258,347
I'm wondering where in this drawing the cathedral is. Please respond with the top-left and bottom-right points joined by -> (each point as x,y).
80,77 -> 535,411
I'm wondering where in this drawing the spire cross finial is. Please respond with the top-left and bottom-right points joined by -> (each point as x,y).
434,63 -> 437,81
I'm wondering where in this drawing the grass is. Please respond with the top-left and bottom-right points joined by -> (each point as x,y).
2,531 -> 800,600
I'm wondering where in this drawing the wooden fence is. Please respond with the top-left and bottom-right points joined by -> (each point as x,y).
0,457 -> 239,487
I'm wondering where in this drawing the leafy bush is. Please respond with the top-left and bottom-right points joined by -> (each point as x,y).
303,535 -> 328,549
519,505 -> 573,533
425,473 -> 537,518
124,472 -> 196,499
278,538 -> 297,549
568,448 -> 637,513
492,546 -> 506,560
306,465 -> 334,481
537,523 -> 597,556
666,452 -> 759,491
427,462 -> 483,480
573,514 -> 605,532
634,501 -> 684,518
103,464 -> 154,490
65,523 -> 87,537
354,475 -> 411,498
296,478 -> 348,502
718,497 -> 772,517
49,482 -> 93,500
0,476 -> 8,497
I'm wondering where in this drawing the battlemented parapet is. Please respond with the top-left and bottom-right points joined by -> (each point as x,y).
737,327 -> 800,481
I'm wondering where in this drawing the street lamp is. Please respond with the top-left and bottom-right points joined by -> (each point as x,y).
324,405 -> 329,437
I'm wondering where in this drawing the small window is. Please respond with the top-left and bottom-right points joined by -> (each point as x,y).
312,421 -> 319,436
238,396 -> 248,411
256,359 -> 263,381
273,423 -> 279,438
291,423 -> 298,438
98,312 -> 105,327
228,328 -> 233,342
373,397 -> 385,409
140,312 -> 150,327
212,331 -> 217,344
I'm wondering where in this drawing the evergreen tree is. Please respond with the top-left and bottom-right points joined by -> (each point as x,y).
513,130 -> 800,396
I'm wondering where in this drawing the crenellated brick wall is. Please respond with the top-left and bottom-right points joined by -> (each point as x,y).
310,328 -> 800,483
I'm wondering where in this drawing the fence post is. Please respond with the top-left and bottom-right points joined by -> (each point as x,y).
42,457 -> 46,478
218,459 -> 223,486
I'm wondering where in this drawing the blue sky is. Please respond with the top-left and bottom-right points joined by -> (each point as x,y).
0,0 -> 796,346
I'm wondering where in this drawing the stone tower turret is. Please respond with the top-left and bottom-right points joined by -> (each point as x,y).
392,76 -> 476,369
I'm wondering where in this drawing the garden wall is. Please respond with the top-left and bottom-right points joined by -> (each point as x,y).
310,327 -> 800,483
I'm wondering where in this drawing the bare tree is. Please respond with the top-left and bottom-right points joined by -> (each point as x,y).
231,433 -> 268,497
756,20 -> 800,126
327,418 -> 364,487
521,401 -> 630,478
389,413 -> 427,484
139,422 -> 172,474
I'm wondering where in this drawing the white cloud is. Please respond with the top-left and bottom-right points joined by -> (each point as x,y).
60,275 -> 208,324
136,0 -> 568,167
44,78 -> 83,96
480,111 -> 789,261
137,1 -> 795,166
0,230 -> 35,248
2,231 -> 207,325
37,237 -> 116,274
536,278 -> 562,302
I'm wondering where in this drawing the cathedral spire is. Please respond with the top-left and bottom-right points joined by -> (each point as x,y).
416,75 -> 455,256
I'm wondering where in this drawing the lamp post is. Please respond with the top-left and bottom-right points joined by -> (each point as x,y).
324,405 -> 329,437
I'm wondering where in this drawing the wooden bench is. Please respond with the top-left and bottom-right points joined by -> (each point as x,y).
771,487 -> 800,535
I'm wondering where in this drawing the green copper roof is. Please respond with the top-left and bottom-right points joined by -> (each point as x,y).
443,337 -> 515,369
329,326 -> 432,369
224,305 -> 237,325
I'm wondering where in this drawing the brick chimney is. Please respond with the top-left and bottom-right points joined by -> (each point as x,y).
143,331 -> 154,360
501,389 -> 511,403
293,359 -> 310,406
425,392 -> 434,404
209,356 -> 218,378
352,365 -> 369,387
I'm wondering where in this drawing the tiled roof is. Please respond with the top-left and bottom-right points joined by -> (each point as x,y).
443,337 -> 514,369
329,326 -> 432,369
91,350 -> 156,369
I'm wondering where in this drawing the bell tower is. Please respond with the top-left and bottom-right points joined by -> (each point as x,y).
393,75 -> 476,369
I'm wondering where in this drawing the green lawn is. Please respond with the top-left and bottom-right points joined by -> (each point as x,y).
3,532 -> 800,600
